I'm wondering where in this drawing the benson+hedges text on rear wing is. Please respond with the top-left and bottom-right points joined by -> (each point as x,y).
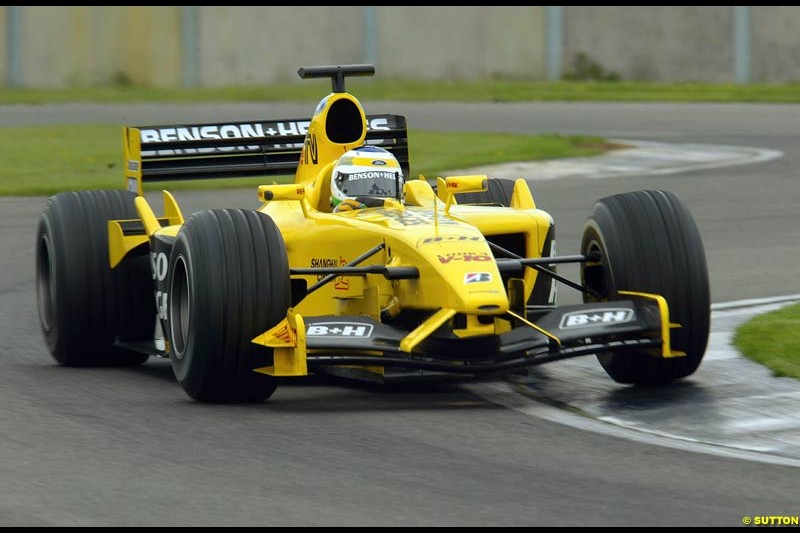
122,114 -> 408,195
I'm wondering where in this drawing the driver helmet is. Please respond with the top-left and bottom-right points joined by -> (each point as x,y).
330,145 -> 404,209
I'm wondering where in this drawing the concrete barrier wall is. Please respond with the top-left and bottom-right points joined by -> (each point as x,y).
115,6 -> 182,88
2,6 -> 180,87
196,6 -> 544,85
0,7 -> 6,86
198,6 -> 364,86
752,6 -> 800,83
563,6 -> 733,82
0,6 -> 546,87
377,6 -> 545,80
1,6 -> 798,87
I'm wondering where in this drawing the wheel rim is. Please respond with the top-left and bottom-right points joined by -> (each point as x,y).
36,234 -> 55,330
582,237 -> 609,301
169,255 -> 190,360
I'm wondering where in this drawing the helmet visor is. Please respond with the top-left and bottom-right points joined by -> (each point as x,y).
335,170 -> 402,200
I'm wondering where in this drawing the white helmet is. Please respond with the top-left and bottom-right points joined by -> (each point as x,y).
330,145 -> 404,208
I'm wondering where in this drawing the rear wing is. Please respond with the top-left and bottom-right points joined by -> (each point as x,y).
123,114 -> 409,195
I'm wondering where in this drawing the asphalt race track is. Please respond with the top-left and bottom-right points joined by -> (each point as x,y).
1,102 -> 798,526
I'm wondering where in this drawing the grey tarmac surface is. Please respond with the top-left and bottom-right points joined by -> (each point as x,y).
1,101 -> 798,526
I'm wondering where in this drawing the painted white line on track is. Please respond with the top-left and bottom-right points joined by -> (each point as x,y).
450,140 -> 784,181
711,293 -> 800,311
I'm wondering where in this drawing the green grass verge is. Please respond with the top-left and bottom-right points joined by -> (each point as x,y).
3,80 -> 800,104
0,124 -> 607,196
733,302 -> 800,379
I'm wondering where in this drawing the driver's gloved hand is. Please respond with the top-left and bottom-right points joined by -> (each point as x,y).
332,198 -> 367,212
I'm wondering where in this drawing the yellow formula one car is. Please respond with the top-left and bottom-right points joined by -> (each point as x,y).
35,65 -> 710,402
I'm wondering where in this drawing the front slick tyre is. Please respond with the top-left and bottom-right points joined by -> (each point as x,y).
167,209 -> 290,402
581,190 -> 710,385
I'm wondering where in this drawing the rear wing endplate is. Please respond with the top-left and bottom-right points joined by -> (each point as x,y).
123,114 -> 408,195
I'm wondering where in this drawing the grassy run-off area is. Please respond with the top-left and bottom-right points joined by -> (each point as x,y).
733,303 -> 800,379
0,124 -> 608,196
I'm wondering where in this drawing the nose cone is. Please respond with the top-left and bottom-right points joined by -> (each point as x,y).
419,238 -> 508,315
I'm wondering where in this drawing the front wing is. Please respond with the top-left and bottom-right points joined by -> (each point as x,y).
253,296 -> 682,377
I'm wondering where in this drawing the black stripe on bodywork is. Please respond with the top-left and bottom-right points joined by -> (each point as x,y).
529,222 -> 555,306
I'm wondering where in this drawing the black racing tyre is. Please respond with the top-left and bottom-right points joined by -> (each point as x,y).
454,178 -> 516,206
35,190 -> 154,366
581,190 -> 710,385
167,209 -> 290,402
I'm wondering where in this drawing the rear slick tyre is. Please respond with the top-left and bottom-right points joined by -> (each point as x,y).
35,190 -> 153,366
454,178 -> 516,207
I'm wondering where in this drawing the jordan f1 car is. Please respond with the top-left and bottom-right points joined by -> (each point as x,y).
35,64 -> 711,402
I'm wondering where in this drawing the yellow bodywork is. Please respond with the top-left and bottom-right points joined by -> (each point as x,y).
618,290 -> 685,358
245,92 -> 553,375
108,190 -> 184,267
